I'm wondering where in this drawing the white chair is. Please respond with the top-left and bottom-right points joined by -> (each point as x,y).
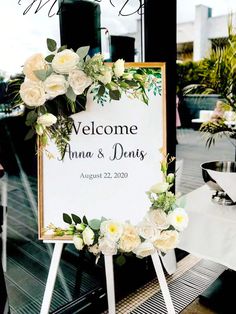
0,165 -> 7,272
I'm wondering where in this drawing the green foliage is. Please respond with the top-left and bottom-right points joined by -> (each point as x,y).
63,213 -> 72,224
47,38 -> 57,52
71,214 -> 81,224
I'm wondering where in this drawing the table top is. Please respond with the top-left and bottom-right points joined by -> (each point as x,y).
192,118 -> 236,126
178,184 -> 236,270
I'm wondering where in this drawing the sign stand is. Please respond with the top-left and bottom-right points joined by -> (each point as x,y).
40,242 -> 64,314
40,244 -> 175,314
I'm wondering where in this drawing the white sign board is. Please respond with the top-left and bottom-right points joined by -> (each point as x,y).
39,64 -> 166,239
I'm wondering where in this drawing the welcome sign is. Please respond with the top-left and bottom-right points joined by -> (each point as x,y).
38,63 -> 166,239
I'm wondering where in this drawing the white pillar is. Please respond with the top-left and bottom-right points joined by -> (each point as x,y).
193,5 -> 212,61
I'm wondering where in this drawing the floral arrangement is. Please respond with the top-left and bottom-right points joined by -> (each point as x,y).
200,100 -> 236,148
8,38 -> 161,157
46,157 -> 188,262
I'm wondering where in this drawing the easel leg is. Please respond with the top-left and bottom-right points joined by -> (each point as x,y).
40,242 -> 64,314
104,255 -> 116,314
1,179 -> 7,272
151,251 -> 175,314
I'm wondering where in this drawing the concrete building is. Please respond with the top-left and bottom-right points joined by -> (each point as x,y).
177,5 -> 236,61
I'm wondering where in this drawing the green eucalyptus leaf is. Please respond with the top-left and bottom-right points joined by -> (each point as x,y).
47,38 -> 57,52
109,89 -> 121,100
116,255 -> 126,266
45,54 -> 55,63
98,85 -> 105,97
57,45 -> 67,52
76,46 -> 90,59
71,214 -> 81,224
88,219 -> 101,231
66,86 -> 77,102
24,128 -> 36,141
34,69 -> 47,81
25,111 -> 38,126
82,215 -> 88,225
46,66 -> 53,77
126,80 -> 138,87
63,213 -> 72,225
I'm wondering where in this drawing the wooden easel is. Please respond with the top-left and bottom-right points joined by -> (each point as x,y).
40,241 -> 175,314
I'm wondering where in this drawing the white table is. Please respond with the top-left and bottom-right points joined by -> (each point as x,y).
178,184 -> 236,271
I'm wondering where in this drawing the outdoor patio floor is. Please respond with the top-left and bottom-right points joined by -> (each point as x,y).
3,128 -> 235,313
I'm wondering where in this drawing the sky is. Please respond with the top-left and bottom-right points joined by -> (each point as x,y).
177,0 -> 236,22
0,0 -> 236,76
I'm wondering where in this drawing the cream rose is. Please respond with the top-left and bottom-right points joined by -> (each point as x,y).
137,221 -> 160,242
52,49 -> 80,74
20,80 -> 46,107
118,223 -> 141,253
99,237 -> 117,255
37,113 -> 57,127
154,230 -> 179,252
133,241 -> 156,258
23,53 -> 48,81
150,182 -> 169,194
147,210 -> 170,230
44,74 -> 69,98
68,69 -> 92,95
73,235 -> 84,250
82,226 -> 94,246
113,59 -> 125,77
98,70 -> 112,85
100,220 -> 123,241
167,208 -> 188,231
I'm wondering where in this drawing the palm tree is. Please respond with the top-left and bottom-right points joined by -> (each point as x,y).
184,21 -> 236,150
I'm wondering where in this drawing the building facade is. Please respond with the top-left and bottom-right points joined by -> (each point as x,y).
177,5 -> 236,61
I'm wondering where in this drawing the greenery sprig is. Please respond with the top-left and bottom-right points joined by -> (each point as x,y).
7,38 -> 161,158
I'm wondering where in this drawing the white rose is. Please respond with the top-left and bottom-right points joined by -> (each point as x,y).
23,53 -> 48,81
167,208 -> 188,231
88,244 -> 100,255
73,235 -> 84,250
154,230 -> 179,252
147,210 -> 170,230
150,182 -> 169,194
118,223 -> 141,253
113,59 -> 125,77
68,69 -> 92,95
44,74 -> 69,98
99,237 -> 117,255
137,221 -> 160,242
100,220 -> 123,241
52,49 -> 80,74
98,70 -> 112,85
133,241 -> 156,258
20,80 -> 46,107
37,113 -> 57,127
82,226 -> 94,246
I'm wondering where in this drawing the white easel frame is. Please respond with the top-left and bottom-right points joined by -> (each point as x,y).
40,241 -> 175,314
